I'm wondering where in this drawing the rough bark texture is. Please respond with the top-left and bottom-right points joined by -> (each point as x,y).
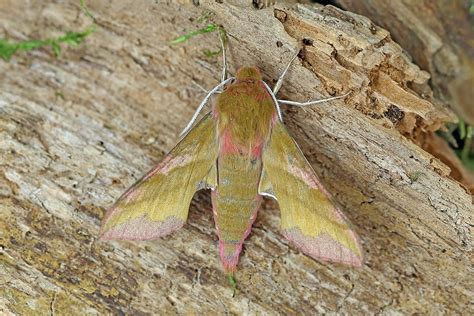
333,0 -> 474,202
0,1 -> 472,315
336,0 -> 474,125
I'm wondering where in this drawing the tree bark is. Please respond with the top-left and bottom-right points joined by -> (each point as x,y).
334,0 -> 474,194
335,0 -> 474,125
0,1 -> 472,314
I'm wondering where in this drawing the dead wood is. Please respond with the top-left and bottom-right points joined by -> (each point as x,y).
0,1 -> 472,314
336,0 -> 474,125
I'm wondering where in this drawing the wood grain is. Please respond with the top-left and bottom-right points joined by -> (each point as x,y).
1,1 -> 472,314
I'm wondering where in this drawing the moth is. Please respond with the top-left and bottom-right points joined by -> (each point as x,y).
100,52 -> 363,277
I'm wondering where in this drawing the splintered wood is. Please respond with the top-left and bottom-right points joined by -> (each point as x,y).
0,1 -> 472,314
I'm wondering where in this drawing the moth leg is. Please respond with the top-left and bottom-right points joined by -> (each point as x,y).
277,92 -> 350,107
273,51 -> 299,95
262,80 -> 283,122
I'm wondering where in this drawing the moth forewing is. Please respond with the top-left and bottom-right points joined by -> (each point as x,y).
100,114 -> 219,240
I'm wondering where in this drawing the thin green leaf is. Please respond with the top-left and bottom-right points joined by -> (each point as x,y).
80,0 -> 96,22
203,48 -> 222,58
51,42 -> 61,57
0,40 -> 19,61
459,120 -> 466,139
170,23 -> 218,44
227,273 -> 237,297
0,26 -> 95,61
17,40 -> 45,50
461,125 -> 473,164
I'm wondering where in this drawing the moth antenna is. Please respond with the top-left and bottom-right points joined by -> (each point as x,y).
277,91 -> 351,107
262,81 -> 283,122
218,27 -> 227,82
273,51 -> 299,95
180,77 -> 235,138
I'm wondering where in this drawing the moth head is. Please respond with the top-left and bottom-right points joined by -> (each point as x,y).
236,67 -> 262,81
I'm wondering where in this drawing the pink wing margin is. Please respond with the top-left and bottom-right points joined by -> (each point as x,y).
100,113 -> 219,241
260,121 -> 364,267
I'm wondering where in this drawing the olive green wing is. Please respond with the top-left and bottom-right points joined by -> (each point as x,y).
100,113 -> 218,240
259,122 -> 363,266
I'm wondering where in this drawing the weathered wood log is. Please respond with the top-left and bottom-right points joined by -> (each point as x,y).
334,0 -> 474,197
336,0 -> 474,125
1,1 -> 472,314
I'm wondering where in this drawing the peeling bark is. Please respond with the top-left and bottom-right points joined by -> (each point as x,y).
0,1 -> 472,314
335,0 -> 474,125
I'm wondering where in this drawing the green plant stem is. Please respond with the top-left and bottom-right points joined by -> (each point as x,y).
170,23 -> 218,44
461,125 -> 473,163
227,273 -> 237,297
0,26 -> 95,61
80,0 -> 95,22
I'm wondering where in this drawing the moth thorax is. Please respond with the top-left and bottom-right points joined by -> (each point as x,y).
236,67 -> 262,81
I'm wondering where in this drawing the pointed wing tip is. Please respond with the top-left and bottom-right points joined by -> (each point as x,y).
98,229 -> 115,241
98,227 -> 129,241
